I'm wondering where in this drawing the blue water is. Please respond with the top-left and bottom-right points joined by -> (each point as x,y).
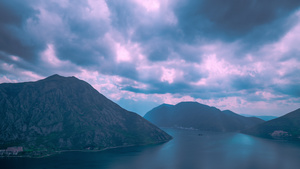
2,128 -> 300,169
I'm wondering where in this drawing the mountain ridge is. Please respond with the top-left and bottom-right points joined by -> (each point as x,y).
0,74 -> 172,157
242,108 -> 300,140
144,102 -> 264,132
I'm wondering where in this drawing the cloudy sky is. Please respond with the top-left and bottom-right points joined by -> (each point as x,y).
1,0 -> 300,116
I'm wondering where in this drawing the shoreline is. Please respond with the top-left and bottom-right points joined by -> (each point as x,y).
0,139 -> 171,158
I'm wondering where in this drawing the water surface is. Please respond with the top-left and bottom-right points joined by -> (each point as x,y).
2,128 -> 300,169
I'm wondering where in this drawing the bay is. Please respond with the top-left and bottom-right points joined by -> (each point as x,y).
2,128 -> 300,169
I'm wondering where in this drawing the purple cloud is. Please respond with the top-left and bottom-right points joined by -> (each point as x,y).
0,0 -> 300,116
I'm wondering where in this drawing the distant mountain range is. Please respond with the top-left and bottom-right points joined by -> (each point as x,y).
144,102 -> 264,132
242,108 -> 300,140
240,114 -> 278,121
0,75 -> 171,157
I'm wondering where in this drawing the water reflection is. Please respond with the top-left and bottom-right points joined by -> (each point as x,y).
2,128 -> 300,169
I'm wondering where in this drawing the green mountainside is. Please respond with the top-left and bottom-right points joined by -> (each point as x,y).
0,75 -> 171,156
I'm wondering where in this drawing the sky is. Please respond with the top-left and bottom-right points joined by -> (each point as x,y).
0,0 -> 300,116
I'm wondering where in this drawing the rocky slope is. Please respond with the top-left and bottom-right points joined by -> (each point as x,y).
242,108 -> 300,140
144,102 -> 264,132
0,75 -> 171,156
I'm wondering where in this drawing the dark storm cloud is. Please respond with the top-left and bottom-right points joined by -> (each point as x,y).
55,39 -> 113,66
199,0 -> 299,33
183,68 -> 204,82
143,40 -> 171,61
122,79 -> 243,100
0,0 -> 138,79
0,51 -> 11,63
174,45 -> 203,63
0,52 -> 35,72
67,17 -> 108,40
276,84 -> 300,97
174,0 -> 300,48
42,1 -> 141,80
278,50 -> 300,62
230,75 -> 261,91
106,0 -> 189,63
273,70 -> 300,97
113,62 -> 138,80
106,0 -> 137,38
105,0 -> 300,65
41,1 -> 112,66
123,81 -> 191,94
140,39 -> 202,62
0,0 -> 299,111
0,0 -> 44,61
110,0 -> 300,101
0,0 -> 36,26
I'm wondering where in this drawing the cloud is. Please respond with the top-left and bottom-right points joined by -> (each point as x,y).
0,0 -> 43,61
174,0 -> 300,43
0,0 -> 300,116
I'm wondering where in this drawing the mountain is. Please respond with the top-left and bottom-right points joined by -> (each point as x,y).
242,108 -> 300,140
0,74 -> 171,156
144,102 -> 264,132
240,114 -> 278,121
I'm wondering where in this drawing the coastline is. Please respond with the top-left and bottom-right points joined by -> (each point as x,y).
0,139 -> 172,158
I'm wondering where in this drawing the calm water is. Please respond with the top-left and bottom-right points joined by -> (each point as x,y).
2,128 -> 300,169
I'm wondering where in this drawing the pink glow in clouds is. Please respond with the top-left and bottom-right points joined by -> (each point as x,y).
1,0 -> 300,116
